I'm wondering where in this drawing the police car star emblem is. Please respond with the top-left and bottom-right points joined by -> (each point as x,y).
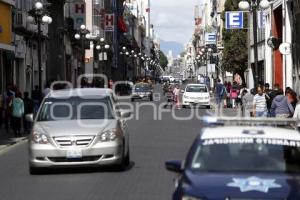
227,176 -> 281,193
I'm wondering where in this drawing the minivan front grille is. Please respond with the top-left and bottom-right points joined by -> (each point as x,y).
54,136 -> 94,148
48,156 -> 101,162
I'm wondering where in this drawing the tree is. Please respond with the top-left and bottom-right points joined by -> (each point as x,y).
159,50 -> 168,71
222,0 -> 248,81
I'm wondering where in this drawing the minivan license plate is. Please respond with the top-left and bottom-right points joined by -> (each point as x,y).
66,149 -> 82,158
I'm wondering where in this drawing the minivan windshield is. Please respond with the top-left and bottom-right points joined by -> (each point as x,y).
37,96 -> 115,121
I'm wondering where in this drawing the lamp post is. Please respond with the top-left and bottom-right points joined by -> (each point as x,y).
201,47 -> 213,76
74,25 -> 91,79
95,38 -> 110,75
239,0 -> 270,86
27,2 -> 52,92
120,46 -> 128,80
129,50 -> 137,80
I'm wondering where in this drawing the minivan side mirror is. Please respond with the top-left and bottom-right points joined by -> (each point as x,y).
25,114 -> 34,122
165,160 -> 184,173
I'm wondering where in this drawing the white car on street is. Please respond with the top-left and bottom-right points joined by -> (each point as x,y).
162,75 -> 175,83
27,88 -> 131,174
182,84 -> 210,108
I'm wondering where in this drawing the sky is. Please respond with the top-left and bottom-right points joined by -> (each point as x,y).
151,0 -> 200,45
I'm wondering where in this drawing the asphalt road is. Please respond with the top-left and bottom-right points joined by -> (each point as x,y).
0,85 -> 208,200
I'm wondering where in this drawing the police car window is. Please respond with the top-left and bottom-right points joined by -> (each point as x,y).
190,142 -> 300,173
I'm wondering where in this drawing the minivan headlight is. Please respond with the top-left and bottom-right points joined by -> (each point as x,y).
99,129 -> 117,142
32,132 -> 49,144
183,95 -> 190,99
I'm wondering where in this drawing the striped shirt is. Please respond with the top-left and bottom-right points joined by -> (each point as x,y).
253,94 -> 267,112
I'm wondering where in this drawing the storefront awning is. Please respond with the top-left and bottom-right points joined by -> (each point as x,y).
0,43 -> 15,52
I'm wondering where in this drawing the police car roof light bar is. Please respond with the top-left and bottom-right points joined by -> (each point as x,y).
202,116 -> 299,128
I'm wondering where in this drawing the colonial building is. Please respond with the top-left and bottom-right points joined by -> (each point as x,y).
14,0 -> 49,94
292,0 -> 300,95
0,0 -> 14,93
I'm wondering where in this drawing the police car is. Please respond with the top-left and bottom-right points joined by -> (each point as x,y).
166,117 -> 300,200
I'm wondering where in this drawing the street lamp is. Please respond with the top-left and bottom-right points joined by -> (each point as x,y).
120,46 -> 128,80
27,1 -> 52,92
239,0 -> 270,86
74,24 -> 90,77
94,38 -> 110,75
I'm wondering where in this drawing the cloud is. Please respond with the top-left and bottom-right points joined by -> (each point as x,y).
151,0 -> 198,44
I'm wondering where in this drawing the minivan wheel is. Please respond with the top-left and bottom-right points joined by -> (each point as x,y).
116,145 -> 130,171
124,150 -> 130,166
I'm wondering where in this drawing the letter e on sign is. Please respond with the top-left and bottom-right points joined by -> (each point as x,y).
226,12 -> 244,29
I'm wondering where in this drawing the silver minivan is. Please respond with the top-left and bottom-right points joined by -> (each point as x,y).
27,88 -> 131,174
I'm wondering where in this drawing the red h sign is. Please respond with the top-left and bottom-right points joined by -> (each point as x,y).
105,14 -> 114,32
75,4 -> 85,14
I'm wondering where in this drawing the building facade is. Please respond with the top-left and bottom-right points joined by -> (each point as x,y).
0,0 -> 14,93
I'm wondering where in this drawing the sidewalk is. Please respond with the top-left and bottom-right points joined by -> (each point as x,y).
0,128 -> 27,152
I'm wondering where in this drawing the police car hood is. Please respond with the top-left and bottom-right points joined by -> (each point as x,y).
183,171 -> 300,199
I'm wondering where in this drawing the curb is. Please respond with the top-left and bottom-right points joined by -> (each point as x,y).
0,137 -> 28,153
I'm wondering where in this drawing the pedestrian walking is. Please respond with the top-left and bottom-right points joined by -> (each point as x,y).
43,82 -> 51,97
109,79 -> 114,89
226,82 -> 232,108
223,82 -> 228,108
242,89 -> 255,117
230,82 -> 239,109
270,89 -> 294,118
23,92 -> 34,134
173,84 -> 181,110
163,82 -> 170,96
12,92 -> 24,137
269,83 -> 281,100
164,85 -> 174,109
32,85 -> 42,114
253,86 -> 268,117
215,79 -> 225,110
293,98 -> 300,131
264,83 -> 273,116
286,88 -> 298,109
4,85 -> 15,133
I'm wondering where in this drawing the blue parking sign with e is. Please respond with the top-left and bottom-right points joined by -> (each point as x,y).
226,12 -> 244,29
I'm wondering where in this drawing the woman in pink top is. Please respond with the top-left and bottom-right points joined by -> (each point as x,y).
230,82 -> 239,108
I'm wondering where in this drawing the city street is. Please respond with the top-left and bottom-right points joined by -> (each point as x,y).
0,86 -> 206,200
0,0 -> 300,199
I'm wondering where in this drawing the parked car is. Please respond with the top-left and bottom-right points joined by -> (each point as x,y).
27,88 -> 131,174
161,76 -> 175,83
115,81 -> 134,96
182,84 -> 210,108
131,83 -> 153,101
